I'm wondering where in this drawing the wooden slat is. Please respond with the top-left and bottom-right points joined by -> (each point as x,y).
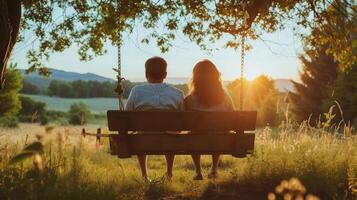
109,133 -> 255,156
107,111 -> 257,132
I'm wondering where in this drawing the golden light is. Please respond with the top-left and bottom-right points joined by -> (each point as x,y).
244,66 -> 263,80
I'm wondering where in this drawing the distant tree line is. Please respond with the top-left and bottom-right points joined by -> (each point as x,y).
20,80 -> 40,94
47,80 -> 120,98
20,79 -> 189,99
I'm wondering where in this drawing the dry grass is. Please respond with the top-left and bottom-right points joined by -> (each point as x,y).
0,123 -> 356,200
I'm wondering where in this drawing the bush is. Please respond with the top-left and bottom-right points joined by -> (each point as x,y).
0,116 -> 19,128
68,102 -> 91,125
45,110 -> 68,125
46,110 -> 67,120
0,64 -> 22,119
18,96 -> 46,121
18,96 -> 46,123
17,96 -> 73,125
39,114 -> 49,125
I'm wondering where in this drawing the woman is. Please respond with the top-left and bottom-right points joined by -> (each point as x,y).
185,59 -> 234,180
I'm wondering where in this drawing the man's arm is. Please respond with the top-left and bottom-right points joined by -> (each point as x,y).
177,92 -> 185,111
125,88 -> 136,111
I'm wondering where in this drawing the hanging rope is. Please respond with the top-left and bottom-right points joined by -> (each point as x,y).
240,33 -> 246,111
113,0 -> 125,111
240,2 -> 249,111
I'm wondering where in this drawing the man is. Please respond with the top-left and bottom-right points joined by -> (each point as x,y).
125,56 -> 184,180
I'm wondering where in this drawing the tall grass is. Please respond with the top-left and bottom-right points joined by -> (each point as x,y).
0,121 -> 356,200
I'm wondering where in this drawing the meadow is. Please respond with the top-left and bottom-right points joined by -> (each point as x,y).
0,122 -> 356,200
23,94 -> 123,113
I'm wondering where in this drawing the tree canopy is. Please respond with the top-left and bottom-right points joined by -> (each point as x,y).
1,0 -> 355,84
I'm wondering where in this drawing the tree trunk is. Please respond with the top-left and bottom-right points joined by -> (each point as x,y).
0,0 -> 21,90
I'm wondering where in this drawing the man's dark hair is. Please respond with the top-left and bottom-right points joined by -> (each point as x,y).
145,57 -> 167,81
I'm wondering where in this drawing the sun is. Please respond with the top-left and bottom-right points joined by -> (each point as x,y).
245,67 -> 263,80
223,65 -> 268,81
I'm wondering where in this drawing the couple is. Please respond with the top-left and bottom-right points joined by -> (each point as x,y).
125,56 -> 234,180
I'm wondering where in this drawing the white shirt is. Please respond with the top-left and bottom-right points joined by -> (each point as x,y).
125,83 -> 184,111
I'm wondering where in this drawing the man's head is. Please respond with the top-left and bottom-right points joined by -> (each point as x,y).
145,57 -> 167,83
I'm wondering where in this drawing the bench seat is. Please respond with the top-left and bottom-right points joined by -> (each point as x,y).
107,111 -> 257,158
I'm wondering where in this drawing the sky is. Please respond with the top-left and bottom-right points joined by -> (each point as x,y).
10,22 -> 303,81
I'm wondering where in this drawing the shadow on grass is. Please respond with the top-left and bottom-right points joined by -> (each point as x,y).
197,180 -> 269,200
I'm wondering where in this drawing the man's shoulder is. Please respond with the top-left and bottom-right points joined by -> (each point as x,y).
131,83 -> 184,97
131,84 -> 150,92
165,84 -> 184,94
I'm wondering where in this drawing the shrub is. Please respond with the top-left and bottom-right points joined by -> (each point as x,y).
39,114 -> 49,125
46,110 -> 67,120
68,102 -> 91,125
0,116 -> 19,128
18,96 -> 49,124
18,96 -> 46,123
0,64 -> 22,127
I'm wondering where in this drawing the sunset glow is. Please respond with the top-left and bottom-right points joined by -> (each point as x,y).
243,66 -> 264,80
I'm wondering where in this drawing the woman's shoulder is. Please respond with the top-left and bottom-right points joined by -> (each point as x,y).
184,94 -> 197,110
184,93 -> 192,102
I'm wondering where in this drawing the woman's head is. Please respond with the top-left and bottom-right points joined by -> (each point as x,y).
189,60 -> 225,106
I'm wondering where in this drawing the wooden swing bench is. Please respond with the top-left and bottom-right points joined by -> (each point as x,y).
107,110 -> 257,158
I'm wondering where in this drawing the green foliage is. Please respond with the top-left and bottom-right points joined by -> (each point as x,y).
227,75 -> 280,126
42,110 -> 68,125
18,96 -> 46,122
20,80 -> 40,94
68,102 -> 91,125
48,80 -> 75,98
18,96 -> 68,125
38,114 -> 49,126
46,110 -> 68,120
0,64 -> 22,127
303,2 -> 356,71
18,96 -> 50,126
323,65 -> 357,124
0,116 -> 19,128
289,46 -> 338,123
20,1 -> 354,74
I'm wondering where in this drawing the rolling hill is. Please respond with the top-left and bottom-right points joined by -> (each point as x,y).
20,68 -> 114,89
20,68 -> 294,92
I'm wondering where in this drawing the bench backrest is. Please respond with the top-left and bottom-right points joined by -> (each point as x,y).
107,111 -> 257,132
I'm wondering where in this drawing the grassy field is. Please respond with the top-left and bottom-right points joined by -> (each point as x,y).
0,122 -> 356,200
23,94 -> 123,113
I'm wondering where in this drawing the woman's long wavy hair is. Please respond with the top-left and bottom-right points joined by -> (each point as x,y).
188,60 -> 225,106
